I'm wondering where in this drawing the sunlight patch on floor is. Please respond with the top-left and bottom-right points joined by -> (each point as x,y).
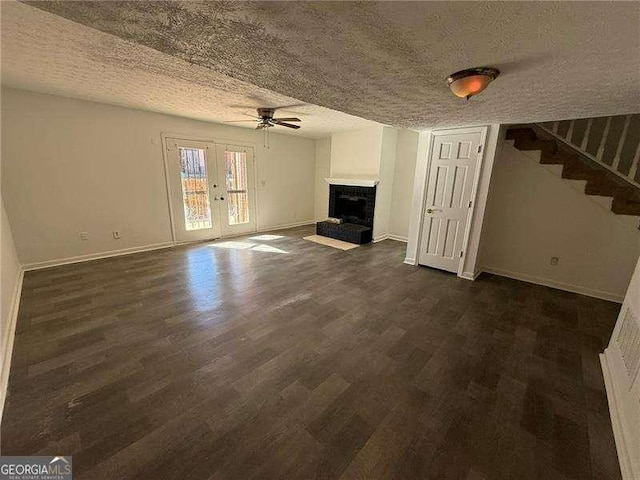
210,241 -> 256,250
249,234 -> 285,241
252,244 -> 288,254
208,240 -> 288,254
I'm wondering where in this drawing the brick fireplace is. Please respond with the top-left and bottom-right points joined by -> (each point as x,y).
316,184 -> 376,244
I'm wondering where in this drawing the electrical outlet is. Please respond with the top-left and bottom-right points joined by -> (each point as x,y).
550,256 -> 559,266
112,231 -> 121,239
79,232 -> 89,241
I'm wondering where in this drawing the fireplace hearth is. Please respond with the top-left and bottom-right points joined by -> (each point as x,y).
316,184 -> 376,244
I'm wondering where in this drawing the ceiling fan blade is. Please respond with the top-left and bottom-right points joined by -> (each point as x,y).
273,117 -> 301,122
274,121 -> 301,129
224,120 -> 258,123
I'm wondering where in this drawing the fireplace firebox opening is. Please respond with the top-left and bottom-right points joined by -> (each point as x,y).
336,195 -> 367,224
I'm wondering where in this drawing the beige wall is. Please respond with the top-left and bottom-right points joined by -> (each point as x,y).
321,125 -> 404,240
1,199 -> 20,331
1,88 -> 317,266
480,140 -> 640,301
1,199 -> 21,419
314,137 -> 331,221
1,197 -> 21,346
372,127 -> 397,240
461,124 -> 504,278
316,126 -> 420,241
329,126 -> 384,177
389,129 -> 419,240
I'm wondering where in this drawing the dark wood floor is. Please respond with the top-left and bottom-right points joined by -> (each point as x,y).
2,226 -> 622,479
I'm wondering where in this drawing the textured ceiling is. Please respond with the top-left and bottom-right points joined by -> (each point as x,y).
18,0 -> 640,130
0,2 -> 378,139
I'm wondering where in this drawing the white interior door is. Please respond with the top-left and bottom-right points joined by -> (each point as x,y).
166,138 -> 222,243
215,144 -> 257,236
601,257 -> 640,479
419,131 -> 483,273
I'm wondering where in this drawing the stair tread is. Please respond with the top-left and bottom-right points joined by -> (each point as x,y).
611,198 -> 640,215
507,126 -> 640,218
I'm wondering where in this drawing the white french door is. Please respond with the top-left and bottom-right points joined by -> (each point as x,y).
215,144 -> 256,237
165,138 -> 256,243
166,138 -> 221,243
418,130 -> 483,273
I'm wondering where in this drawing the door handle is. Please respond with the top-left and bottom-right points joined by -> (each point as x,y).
426,208 -> 442,214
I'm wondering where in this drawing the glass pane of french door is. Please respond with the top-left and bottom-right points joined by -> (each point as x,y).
179,147 -> 213,231
216,144 -> 256,236
224,150 -> 249,225
166,138 -> 222,243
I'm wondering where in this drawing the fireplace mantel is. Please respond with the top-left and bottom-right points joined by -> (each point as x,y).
324,176 -> 379,187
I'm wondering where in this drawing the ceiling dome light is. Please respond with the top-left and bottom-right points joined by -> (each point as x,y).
447,67 -> 500,99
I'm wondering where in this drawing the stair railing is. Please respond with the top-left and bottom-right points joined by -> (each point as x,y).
537,116 -> 640,190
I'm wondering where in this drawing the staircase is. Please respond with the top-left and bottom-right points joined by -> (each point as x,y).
506,126 -> 640,219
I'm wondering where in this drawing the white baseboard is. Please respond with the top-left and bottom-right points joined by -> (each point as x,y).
373,234 -> 408,243
387,234 -> 408,243
459,271 -> 482,281
0,268 -> 24,424
23,222 -> 317,271
600,351 -> 636,480
482,266 -> 624,303
23,242 -> 174,271
404,257 -> 417,266
258,220 -> 316,232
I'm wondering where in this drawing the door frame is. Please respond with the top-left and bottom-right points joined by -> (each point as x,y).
160,133 -> 260,244
409,126 -> 488,277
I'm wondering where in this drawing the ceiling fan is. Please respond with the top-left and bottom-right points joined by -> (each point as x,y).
225,108 -> 301,130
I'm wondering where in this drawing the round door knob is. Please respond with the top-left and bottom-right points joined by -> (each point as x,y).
220,196 -> 225,200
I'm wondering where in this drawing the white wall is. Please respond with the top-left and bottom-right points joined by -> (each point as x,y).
314,137 -> 331,221
372,127 -> 397,240
1,198 -> 22,421
1,88 -> 317,266
1,199 -> 20,338
1,104 -> 23,418
461,124 -> 503,278
329,126 -> 383,177
405,130 -> 432,264
389,129 -> 419,240
318,125 -> 402,240
480,140 -> 640,301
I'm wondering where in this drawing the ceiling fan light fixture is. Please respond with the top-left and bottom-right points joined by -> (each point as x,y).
446,67 -> 500,99
226,107 -> 302,131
